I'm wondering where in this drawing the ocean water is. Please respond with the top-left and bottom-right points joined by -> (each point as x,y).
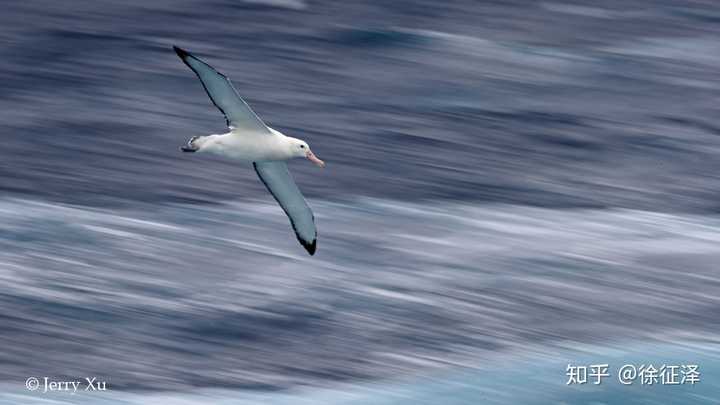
1,0 -> 720,403
2,344 -> 719,404
1,199 -> 719,403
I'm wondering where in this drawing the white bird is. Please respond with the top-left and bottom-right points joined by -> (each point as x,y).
173,46 -> 324,255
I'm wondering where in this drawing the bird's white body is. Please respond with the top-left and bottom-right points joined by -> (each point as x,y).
197,128 -> 294,162
187,127 -> 325,167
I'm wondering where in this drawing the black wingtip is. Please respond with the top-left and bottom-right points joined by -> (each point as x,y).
173,45 -> 190,59
299,238 -> 317,256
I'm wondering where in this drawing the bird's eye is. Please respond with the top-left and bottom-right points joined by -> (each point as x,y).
300,145 -> 305,149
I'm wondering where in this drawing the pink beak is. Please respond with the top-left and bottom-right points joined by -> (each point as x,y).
306,151 -> 325,168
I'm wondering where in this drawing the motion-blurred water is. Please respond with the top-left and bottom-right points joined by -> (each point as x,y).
1,0 -> 720,403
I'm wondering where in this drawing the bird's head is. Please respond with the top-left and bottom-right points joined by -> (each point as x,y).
288,137 -> 325,168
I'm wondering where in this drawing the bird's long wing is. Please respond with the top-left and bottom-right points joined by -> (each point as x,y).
254,161 -> 317,255
174,46 -> 271,134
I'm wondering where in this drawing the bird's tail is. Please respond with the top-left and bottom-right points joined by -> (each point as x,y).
180,136 -> 200,152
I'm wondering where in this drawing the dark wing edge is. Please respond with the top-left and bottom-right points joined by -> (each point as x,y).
174,46 -> 233,128
254,161 -> 318,255
173,46 -> 269,133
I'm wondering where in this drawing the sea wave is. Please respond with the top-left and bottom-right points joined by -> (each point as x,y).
1,198 -> 719,393
2,341 -> 719,404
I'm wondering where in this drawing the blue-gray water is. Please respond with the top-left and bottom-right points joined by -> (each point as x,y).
1,0 -> 720,403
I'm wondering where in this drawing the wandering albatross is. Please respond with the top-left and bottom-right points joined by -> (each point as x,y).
173,46 -> 324,255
